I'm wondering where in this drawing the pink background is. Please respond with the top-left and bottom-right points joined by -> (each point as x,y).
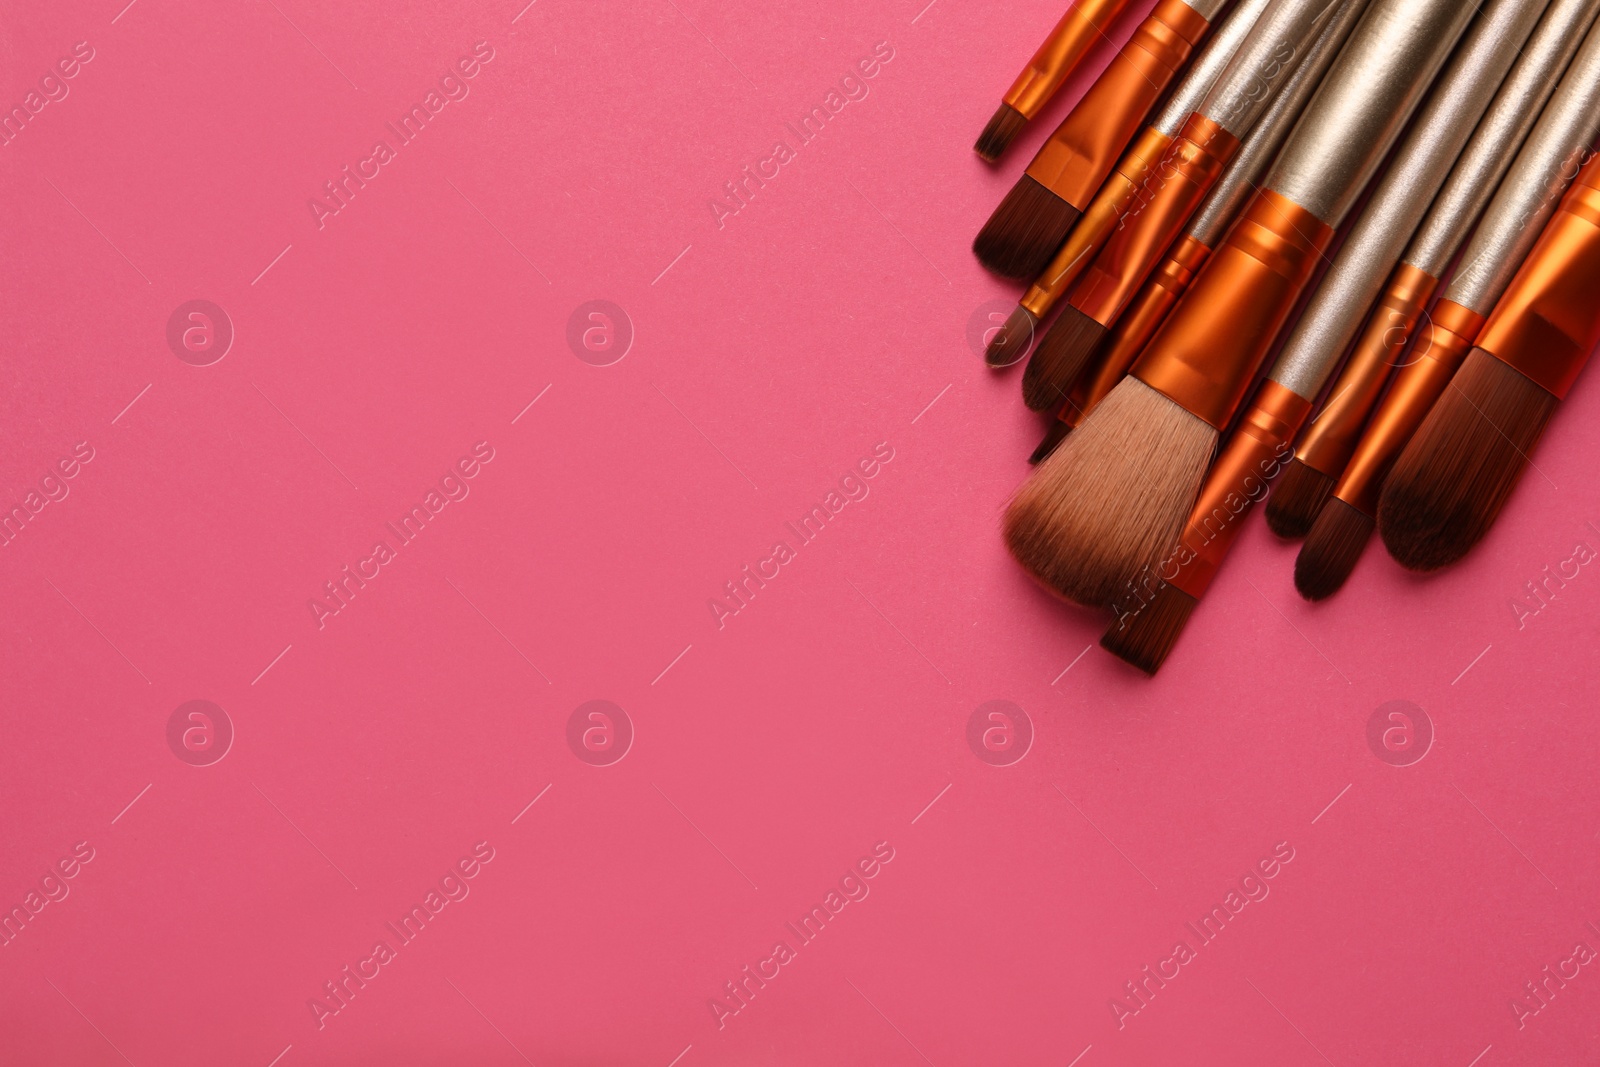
4,0 -> 1600,1063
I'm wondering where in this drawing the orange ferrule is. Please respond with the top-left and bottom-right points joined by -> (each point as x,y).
1333,297 -> 1486,515
1065,234 -> 1213,427
1292,263 -> 1440,478
1004,0 -> 1138,120
1133,189 -> 1337,430
1477,154 -> 1600,400
1026,0 -> 1212,210
1069,114 -> 1240,327
1021,126 -> 1174,318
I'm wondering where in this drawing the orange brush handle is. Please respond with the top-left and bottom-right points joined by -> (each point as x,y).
1292,263 -> 1440,478
1069,114 -> 1239,327
1064,234 -> 1213,427
1333,299 -> 1486,515
1021,126 -> 1174,319
1134,189 -> 1337,430
1026,0 -> 1212,210
1477,153 -> 1600,399
1004,0 -> 1138,120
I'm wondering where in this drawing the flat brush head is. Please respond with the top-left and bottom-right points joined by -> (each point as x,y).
1264,458 -> 1336,539
985,306 -> 1037,367
1029,418 -> 1072,465
975,104 -> 1028,163
1022,303 -> 1108,411
1378,349 -> 1559,571
1100,581 -> 1197,675
974,175 -> 1083,280
1295,498 -> 1374,601
1003,376 -> 1217,607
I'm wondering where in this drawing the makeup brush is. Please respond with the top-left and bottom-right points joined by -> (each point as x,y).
1020,0 -> 1369,411
1379,154 -> 1600,570
1097,0 -> 1553,671
1006,0 -> 1477,609
1264,0 -> 1558,540
983,0 -> 1270,367
1028,0 -> 1357,440
1298,6 -> 1600,597
975,0 -> 1234,278
977,0 -> 1138,162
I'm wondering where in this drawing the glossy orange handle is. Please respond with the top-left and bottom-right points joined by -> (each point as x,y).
1005,0 -> 1138,120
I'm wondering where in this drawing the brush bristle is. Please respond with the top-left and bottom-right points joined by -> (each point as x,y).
1378,349 -> 1559,571
1295,499 -> 1375,601
1029,418 -> 1072,465
973,176 -> 1082,279
975,103 -> 1028,163
1100,581 -> 1197,675
985,306 -> 1037,367
1003,377 -> 1216,607
1265,459 -> 1336,539
1022,304 -> 1108,411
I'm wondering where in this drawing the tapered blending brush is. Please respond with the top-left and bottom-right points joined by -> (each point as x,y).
1005,0 -> 1477,609
1298,8 -> 1600,597
1263,0 -> 1557,540
1099,0 -> 1553,672
1378,155 -> 1600,571
976,0 -> 1138,162
983,0 -> 1271,367
1019,0 -> 1371,411
1028,0 -> 1358,437
975,0 -> 1235,278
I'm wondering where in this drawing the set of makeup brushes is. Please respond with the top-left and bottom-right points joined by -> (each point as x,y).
974,0 -> 1600,673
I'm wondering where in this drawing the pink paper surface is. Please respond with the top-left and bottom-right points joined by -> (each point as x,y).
4,0 -> 1599,1064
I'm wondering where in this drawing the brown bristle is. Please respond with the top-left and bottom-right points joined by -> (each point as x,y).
975,103 -> 1028,163
973,176 -> 1082,280
1003,377 -> 1216,607
985,305 -> 1037,367
1295,499 -> 1375,601
1021,304 -> 1108,411
1378,349 -> 1559,571
1029,418 -> 1072,465
1100,581 -> 1198,675
1264,458 -> 1335,540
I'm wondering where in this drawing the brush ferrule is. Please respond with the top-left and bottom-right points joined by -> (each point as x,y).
1133,189 -> 1335,430
1477,156 -> 1600,400
1025,0 -> 1211,210
1003,0 -> 1136,120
